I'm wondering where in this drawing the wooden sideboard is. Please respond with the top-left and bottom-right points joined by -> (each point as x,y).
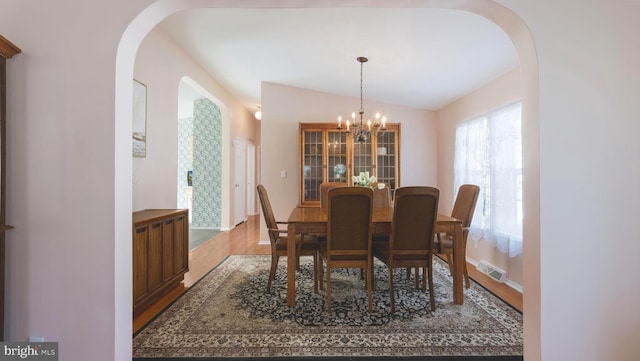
133,209 -> 189,316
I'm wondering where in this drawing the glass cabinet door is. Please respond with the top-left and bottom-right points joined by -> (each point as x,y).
326,131 -> 348,183
352,136 -> 373,178
375,130 -> 398,193
302,130 -> 324,203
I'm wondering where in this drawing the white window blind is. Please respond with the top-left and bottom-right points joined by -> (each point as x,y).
454,101 -> 523,257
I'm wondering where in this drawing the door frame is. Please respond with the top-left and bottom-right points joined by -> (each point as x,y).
233,137 -> 247,226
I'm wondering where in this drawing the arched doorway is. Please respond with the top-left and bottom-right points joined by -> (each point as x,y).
115,2 -> 539,359
178,78 -> 225,247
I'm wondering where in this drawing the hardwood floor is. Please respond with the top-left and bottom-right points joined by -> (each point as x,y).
133,214 -> 522,334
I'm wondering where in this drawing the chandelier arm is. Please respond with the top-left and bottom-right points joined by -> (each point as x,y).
337,56 -> 387,144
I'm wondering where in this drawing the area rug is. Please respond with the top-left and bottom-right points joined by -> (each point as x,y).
133,255 -> 523,360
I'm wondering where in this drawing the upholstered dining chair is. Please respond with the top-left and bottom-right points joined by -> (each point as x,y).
373,186 -> 440,312
257,184 -> 319,293
371,184 -> 392,245
318,186 -> 374,312
320,182 -> 347,208
434,184 -> 480,288
372,184 -> 391,208
317,182 -> 348,274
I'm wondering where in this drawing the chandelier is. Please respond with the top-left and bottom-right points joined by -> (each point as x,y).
337,56 -> 388,143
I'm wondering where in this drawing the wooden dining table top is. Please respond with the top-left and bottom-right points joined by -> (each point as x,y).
287,206 -> 462,225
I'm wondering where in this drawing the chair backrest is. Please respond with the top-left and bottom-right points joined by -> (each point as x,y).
451,184 -> 480,229
320,182 -> 347,208
390,186 -> 439,254
256,184 -> 278,244
327,186 -> 373,255
372,185 -> 391,208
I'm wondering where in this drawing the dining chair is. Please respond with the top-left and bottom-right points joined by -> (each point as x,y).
372,184 -> 391,208
257,184 -> 319,293
434,184 -> 480,288
373,186 -> 440,312
318,186 -> 374,312
320,182 -> 347,208
371,184 -> 392,244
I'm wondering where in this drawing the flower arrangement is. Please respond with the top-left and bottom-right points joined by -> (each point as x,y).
352,171 -> 385,189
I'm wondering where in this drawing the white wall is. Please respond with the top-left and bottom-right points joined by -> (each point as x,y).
133,27 -> 258,227
260,82 -> 436,241
1,2 -> 154,360
502,1 -> 640,360
2,1 -> 640,361
437,68 -> 523,287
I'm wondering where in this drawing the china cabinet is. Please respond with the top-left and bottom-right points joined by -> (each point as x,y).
0,34 -> 20,341
299,123 -> 400,206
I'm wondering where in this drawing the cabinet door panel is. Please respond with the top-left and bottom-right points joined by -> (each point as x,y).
133,226 -> 149,301
375,130 -> 398,192
327,131 -> 348,183
352,137 -> 373,177
147,222 -> 163,290
173,215 -> 187,273
162,219 -> 175,280
302,130 -> 324,203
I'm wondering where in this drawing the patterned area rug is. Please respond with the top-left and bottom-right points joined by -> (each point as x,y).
133,255 -> 522,360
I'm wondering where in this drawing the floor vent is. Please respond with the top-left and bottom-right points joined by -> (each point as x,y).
476,260 -> 507,283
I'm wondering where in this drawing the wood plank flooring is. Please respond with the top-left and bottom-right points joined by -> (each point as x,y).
133,214 -> 522,334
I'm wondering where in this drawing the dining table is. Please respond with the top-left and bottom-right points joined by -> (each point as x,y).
286,206 -> 465,307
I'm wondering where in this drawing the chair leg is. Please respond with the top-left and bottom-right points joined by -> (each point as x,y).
446,250 -> 469,287
326,266 -> 332,312
428,255 -> 435,311
296,238 -> 303,270
367,266 -> 373,313
267,254 -> 279,292
421,266 -> 427,291
405,267 -> 411,280
318,257 -> 324,290
389,267 -> 395,313
464,263 -> 471,288
313,252 -> 319,294
446,253 -> 455,278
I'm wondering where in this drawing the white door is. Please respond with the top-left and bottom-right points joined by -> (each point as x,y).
246,140 -> 256,215
233,137 -> 247,226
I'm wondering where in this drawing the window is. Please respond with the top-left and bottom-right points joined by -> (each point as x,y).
454,101 -> 523,257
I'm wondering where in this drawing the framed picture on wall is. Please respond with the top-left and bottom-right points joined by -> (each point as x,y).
132,79 -> 147,158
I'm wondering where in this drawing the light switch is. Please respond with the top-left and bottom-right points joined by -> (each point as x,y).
281,170 -> 287,178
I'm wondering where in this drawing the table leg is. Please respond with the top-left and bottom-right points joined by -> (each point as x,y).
287,223 -> 296,307
452,223 -> 464,304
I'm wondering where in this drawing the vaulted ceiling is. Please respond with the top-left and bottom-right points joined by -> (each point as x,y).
159,8 -> 518,112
